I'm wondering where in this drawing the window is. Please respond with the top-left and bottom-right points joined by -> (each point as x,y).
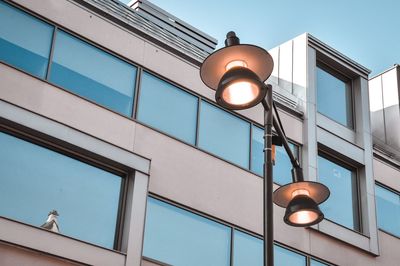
251,125 -> 298,184
137,72 -> 198,144
317,64 -> 353,128
143,197 -> 231,266
0,131 -> 123,249
232,229 -> 306,266
0,1 -> 53,78
198,101 -> 250,168
49,30 -> 137,116
318,154 -> 359,230
310,259 -> 330,266
233,230 -> 263,266
144,199 -> 331,266
375,184 -> 400,237
275,245 -> 306,266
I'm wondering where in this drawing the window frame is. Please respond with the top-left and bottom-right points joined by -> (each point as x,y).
0,100 -> 151,265
0,124 -> 128,250
375,182 -> 400,239
316,60 -> 355,129
317,150 -> 362,232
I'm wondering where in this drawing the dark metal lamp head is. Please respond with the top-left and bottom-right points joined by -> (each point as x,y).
200,31 -> 274,110
284,194 -> 324,227
273,168 -> 330,227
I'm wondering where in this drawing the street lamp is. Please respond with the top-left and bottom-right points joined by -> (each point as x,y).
200,32 -> 330,266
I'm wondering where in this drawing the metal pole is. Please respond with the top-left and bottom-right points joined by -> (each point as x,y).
263,85 -> 274,266
261,84 -> 303,183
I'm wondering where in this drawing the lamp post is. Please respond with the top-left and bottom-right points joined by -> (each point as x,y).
200,32 -> 330,266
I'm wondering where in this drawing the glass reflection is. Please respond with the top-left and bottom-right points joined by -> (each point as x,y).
318,155 -> 358,230
0,1 -> 53,78
317,66 -> 352,127
50,30 -> 136,116
375,185 -> 400,237
198,101 -> 250,168
0,132 -> 122,249
143,198 -> 231,266
137,72 -> 198,144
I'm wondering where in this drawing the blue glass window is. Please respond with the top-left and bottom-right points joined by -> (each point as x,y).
311,259 -> 330,266
0,131 -> 122,249
233,229 -> 305,266
375,184 -> 400,237
318,154 -> 359,230
251,125 -> 298,184
317,65 -> 353,128
143,197 -> 231,266
137,72 -> 198,144
0,1 -> 53,78
49,30 -> 136,116
233,230 -> 263,266
198,101 -> 250,168
275,245 -> 306,266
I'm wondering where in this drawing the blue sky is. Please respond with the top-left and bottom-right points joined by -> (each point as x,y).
125,0 -> 399,76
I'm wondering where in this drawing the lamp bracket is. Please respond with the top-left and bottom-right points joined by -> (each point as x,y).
272,136 -> 283,146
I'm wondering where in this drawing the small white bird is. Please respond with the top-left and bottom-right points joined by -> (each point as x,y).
41,210 -> 60,233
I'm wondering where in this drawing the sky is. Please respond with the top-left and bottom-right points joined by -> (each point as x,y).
124,0 -> 400,76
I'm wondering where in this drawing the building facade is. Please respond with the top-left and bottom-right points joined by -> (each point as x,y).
0,0 -> 399,265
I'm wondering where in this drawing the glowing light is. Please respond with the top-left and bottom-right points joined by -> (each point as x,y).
288,210 -> 319,225
225,60 -> 248,70
291,189 -> 310,198
222,81 -> 260,106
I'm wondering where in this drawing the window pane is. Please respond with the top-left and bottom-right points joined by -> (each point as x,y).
50,30 -> 136,116
0,1 -> 53,78
0,132 -> 122,249
318,155 -> 358,229
233,230 -> 263,266
143,198 -> 231,266
137,72 -> 198,144
311,259 -> 329,266
375,185 -> 400,237
251,125 -> 297,185
275,245 -> 306,266
199,101 -> 250,168
317,66 -> 352,127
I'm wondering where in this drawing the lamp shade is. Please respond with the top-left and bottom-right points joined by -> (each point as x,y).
273,181 -> 330,208
200,44 -> 274,91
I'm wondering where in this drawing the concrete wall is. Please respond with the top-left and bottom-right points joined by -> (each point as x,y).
0,0 -> 399,265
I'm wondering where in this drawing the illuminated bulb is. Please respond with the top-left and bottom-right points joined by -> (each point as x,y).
222,81 -> 260,106
288,210 -> 319,225
225,60 -> 248,70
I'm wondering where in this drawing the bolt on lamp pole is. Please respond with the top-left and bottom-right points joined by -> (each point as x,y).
200,31 -> 330,266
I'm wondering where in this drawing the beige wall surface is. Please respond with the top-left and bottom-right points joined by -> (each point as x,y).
1,1 -> 400,266
0,242 -> 82,266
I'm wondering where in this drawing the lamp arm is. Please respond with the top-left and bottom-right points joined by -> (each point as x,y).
261,84 -> 303,182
